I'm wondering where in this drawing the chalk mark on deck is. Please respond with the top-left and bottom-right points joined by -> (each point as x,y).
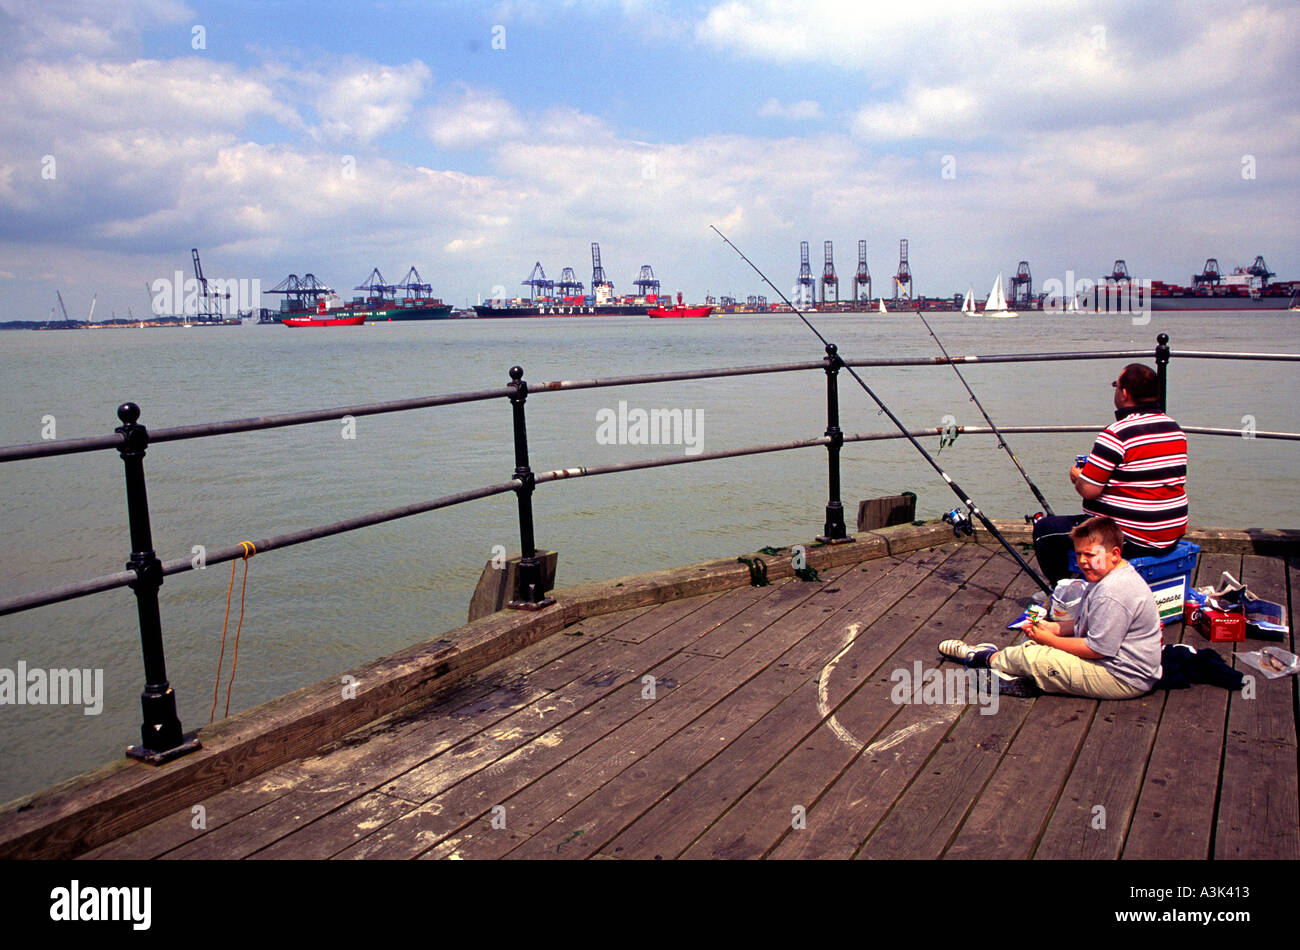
817,624 -> 864,751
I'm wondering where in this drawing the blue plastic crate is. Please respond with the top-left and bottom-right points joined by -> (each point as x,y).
1068,540 -> 1200,625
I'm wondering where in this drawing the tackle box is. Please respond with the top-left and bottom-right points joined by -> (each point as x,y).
1069,539 -> 1200,625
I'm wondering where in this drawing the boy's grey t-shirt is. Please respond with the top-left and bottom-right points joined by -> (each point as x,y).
1077,561 -> 1164,689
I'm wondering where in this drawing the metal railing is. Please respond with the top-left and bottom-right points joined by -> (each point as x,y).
1,333 -> 1297,762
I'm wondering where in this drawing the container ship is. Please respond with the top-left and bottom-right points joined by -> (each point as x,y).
473,283 -> 653,318
1148,256 -> 1298,310
1065,256 -> 1298,312
267,267 -> 452,323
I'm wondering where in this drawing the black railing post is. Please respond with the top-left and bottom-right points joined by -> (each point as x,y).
1155,333 -> 1170,412
817,344 -> 851,543
506,367 -> 555,610
115,403 -> 200,764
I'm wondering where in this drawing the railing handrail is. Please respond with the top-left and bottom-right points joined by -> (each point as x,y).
5,420 -> 1298,619
3,336 -> 1296,762
4,347 -> 1297,463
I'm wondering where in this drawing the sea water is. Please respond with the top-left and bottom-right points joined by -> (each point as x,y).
0,310 -> 1296,802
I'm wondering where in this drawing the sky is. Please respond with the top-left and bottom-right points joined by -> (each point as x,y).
1,0 -> 1297,319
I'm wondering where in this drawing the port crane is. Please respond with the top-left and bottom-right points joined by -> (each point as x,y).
894,239 -> 912,300
557,267 -> 584,297
820,241 -> 839,306
191,248 -> 230,321
354,268 -> 396,299
522,262 -> 553,301
266,274 -> 334,314
1247,255 -> 1274,286
634,265 -> 660,299
590,243 -> 613,294
853,240 -> 871,303
796,241 -> 814,307
1009,261 -> 1032,304
1193,258 -> 1221,289
394,267 -> 432,298
55,290 -> 73,328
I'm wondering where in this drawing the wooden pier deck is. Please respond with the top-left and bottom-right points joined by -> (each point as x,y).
4,524 -> 1297,861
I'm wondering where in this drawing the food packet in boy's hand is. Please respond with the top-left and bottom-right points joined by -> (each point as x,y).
1007,603 -> 1047,630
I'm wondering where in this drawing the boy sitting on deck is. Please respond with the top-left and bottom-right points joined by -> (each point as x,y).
939,516 -> 1163,700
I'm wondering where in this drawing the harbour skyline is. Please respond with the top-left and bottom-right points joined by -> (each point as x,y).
1,0 -> 1297,321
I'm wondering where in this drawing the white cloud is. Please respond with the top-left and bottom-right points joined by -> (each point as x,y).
425,86 -> 528,149
315,61 -> 432,143
758,97 -> 822,120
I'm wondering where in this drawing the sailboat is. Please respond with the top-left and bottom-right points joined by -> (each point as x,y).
878,299 -> 887,314
983,273 -> 1018,318
961,286 -> 976,314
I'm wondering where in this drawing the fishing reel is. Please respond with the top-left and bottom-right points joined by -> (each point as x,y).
942,507 -> 974,538
1024,511 -> 1045,525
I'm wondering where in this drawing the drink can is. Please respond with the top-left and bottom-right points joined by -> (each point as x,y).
1075,454 -> 1089,468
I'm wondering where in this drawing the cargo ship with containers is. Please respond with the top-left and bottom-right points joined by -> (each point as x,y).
1148,256 -> 1299,310
1056,255 -> 1299,312
473,284 -> 657,318
266,267 -> 453,323
473,251 -> 693,317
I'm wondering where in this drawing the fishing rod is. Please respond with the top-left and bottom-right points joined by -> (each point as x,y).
912,308 -> 1055,518
710,225 -> 1053,596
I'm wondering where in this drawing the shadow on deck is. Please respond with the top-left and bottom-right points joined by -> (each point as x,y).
65,530 -> 1297,861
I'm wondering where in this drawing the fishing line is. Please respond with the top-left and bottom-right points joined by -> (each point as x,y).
912,309 -> 1055,518
710,225 -> 1052,596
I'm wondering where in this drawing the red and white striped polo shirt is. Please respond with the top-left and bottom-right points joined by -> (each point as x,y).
1078,405 -> 1188,548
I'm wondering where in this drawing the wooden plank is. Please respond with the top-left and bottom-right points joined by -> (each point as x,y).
684,573 -> 859,659
601,589 -> 732,643
78,761 -> 313,860
250,791 -> 423,860
855,692 -> 1037,859
332,564 -> 873,862
467,550 -> 558,622
0,593 -> 582,860
336,650 -> 723,859
1121,683 -> 1225,860
945,696 -> 1095,860
473,554 -> 940,860
1119,550 -> 1239,860
1215,736 -> 1300,859
378,648 -> 715,805
102,605 -> 664,859
1228,555 -> 1295,744
498,547 -> 984,860
80,630 -> 593,860
1214,553 -> 1298,859
675,546 -> 1023,859
1033,694 -> 1165,860
856,493 -> 916,532
769,555 -> 1040,859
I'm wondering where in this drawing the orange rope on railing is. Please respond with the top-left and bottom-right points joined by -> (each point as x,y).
211,541 -> 256,723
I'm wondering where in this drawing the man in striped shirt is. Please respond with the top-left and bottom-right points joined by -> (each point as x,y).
1032,363 -> 1187,585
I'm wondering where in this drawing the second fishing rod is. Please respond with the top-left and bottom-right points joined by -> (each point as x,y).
912,309 -> 1056,520
710,226 -> 1053,597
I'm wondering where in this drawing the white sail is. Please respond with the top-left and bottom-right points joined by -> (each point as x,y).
987,274 -> 1007,311
984,273 -> 1018,318
878,299 -> 887,314
961,286 -> 975,313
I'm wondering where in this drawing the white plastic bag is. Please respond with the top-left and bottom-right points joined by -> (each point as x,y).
1051,579 -> 1088,622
